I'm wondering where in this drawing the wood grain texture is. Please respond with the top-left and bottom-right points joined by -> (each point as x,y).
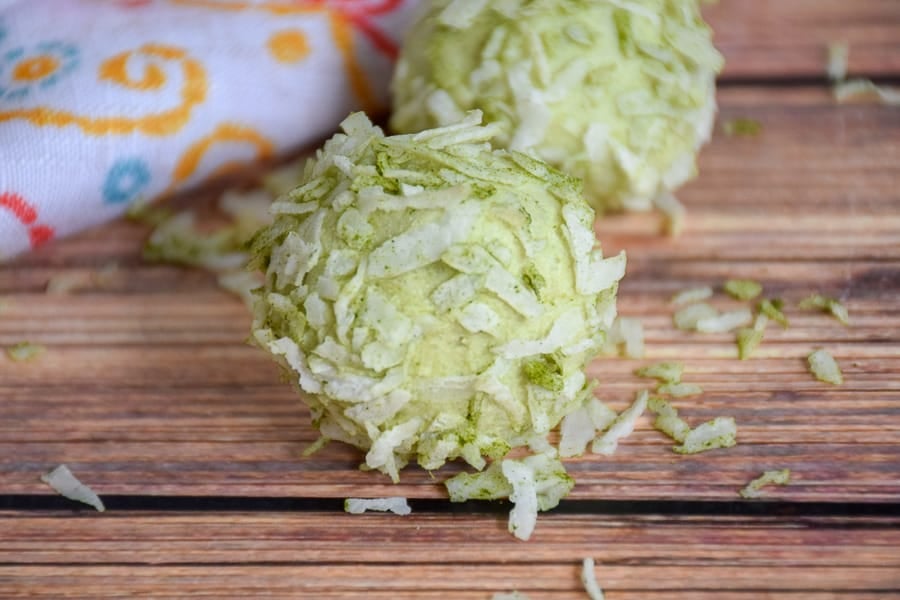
2,2 -> 900,597
1,88 -> 898,502
1,512 -> 898,598
707,0 -> 900,80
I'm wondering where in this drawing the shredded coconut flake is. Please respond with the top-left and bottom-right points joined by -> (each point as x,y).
592,391 -> 648,456
653,192 -> 686,236
344,497 -> 412,515
46,271 -> 93,295
656,382 -> 703,397
759,298 -> 790,328
827,43 -> 849,82
674,416 -> 737,454
736,314 -> 768,360
503,460 -> 539,540
739,468 -> 791,499
6,341 -> 44,362
217,270 -> 262,310
492,593 -> 531,600
301,436 -> 330,457
808,349 -> 843,385
496,308 -> 583,359
673,302 -> 718,331
647,396 -> 690,443
695,308 -> 753,333
722,118 -> 762,137
635,362 -> 683,384
603,316 -> 645,358
671,286 -> 713,306
559,398 -> 615,458
581,557 -> 605,600
444,453 -> 573,541
723,279 -> 763,301
40,465 -> 105,512
438,0 -> 489,29
799,294 -> 849,326
834,79 -> 900,105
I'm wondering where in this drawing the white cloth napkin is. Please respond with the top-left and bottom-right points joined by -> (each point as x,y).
0,0 -> 419,260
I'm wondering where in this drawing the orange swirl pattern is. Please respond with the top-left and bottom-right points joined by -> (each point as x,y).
0,44 -> 207,136
170,122 -> 275,189
171,0 -> 320,15
327,10 -> 377,114
171,0 -> 399,113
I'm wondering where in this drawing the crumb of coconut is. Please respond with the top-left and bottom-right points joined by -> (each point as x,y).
581,557 -> 605,600
671,286 -> 713,306
674,416 -> 737,454
591,391 -> 648,456
799,294 -> 849,325
6,341 -> 45,362
40,465 -> 105,512
722,118 -> 762,137
344,497 -> 412,515
808,349 -> 843,385
656,382 -> 703,397
301,436 -> 331,457
723,279 -> 762,301
634,362 -> 683,384
739,468 -> 791,499
491,592 -> 531,600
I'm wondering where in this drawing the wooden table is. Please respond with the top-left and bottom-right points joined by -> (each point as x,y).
2,1 -> 899,597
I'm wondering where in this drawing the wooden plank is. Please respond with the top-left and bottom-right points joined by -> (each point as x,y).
1,512 -> 898,598
4,566 -> 897,600
706,0 -> 900,80
1,87 -> 898,502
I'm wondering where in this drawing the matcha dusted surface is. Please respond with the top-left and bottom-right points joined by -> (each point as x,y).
391,0 -> 722,213
2,1 -> 900,596
248,112 -> 623,484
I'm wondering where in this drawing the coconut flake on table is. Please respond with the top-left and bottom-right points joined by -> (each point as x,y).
6,341 -> 45,362
827,43 -> 900,105
695,308 -> 753,333
721,118 -> 763,137
559,396 -> 617,458
634,362 -> 684,384
673,302 -> 718,331
834,79 -> 900,105
591,390 -> 648,456
723,279 -> 763,301
739,468 -> 791,499
344,497 -> 412,515
808,349 -> 843,385
736,313 -> 769,360
602,316 -> 645,358
671,286 -> 713,306
46,271 -> 94,295
827,42 -> 849,82
581,557 -> 605,600
40,465 -> 105,512
492,592 -> 531,600
653,191 -> 686,236
444,452 -> 573,541
45,263 -> 121,296
656,382 -> 703,397
674,416 -> 738,454
647,396 -> 690,443
799,294 -> 850,326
